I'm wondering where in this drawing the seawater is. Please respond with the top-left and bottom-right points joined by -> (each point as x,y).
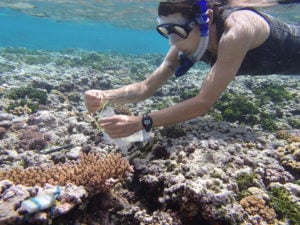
0,2 -> 299,54
0,8 -> 168,54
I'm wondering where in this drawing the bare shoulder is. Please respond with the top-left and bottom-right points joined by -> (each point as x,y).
224,9 -> 270,49
225,9 -> 269,29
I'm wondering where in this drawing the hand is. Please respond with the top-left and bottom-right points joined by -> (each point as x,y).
84,89 -> 106,113
99,114 -> 142,138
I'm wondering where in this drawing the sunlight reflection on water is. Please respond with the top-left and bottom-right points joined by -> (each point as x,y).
0,0 -> 299,29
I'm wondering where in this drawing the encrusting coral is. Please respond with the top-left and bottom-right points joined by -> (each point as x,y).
0,152 -> 133,195
240,195 -> 276,224
277,141 -> 300,177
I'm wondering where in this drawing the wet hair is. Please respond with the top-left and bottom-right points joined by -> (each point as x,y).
158,2 -> 198,20
158,1 -> 229,22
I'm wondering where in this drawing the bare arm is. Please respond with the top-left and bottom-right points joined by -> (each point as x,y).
84,47 -> 179,113
103,47 -> 179,104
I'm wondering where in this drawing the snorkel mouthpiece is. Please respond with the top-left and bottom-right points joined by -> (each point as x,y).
175,54 -> 195,76
175,0 -> 209,77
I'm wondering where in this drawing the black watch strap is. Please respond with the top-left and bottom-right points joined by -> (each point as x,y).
142,114 -> 153,132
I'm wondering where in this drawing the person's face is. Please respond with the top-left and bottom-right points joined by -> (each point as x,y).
158,13 -> 200,56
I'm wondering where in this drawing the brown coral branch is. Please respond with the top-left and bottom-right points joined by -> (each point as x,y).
0,153 -> 133,196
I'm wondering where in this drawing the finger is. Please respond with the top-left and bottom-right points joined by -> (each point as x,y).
99,116 -> 119,124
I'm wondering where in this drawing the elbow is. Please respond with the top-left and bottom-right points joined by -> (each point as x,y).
134,81 -> 154,102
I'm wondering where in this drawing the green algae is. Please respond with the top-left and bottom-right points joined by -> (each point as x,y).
23,55 -> 52,65
6,99 -> 39,114
6,86 -> 47,104
236,172 -> 257,191
0,62 -> 16,73
5,86 -> 48,114
213,92 -> 260,125
180,88 -> 199,101
288,118 -> 300,129
253,81 -> 293,105
235,172 -> 258,201
210,79 -> 296,131
237,190 -> 252,201
260,112 -> 278,131
268,186 -> 300,225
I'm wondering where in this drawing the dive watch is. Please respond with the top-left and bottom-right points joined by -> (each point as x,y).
142,114 -> 153,132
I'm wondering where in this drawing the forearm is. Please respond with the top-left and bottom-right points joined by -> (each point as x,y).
104,64 -> 175,105
150,96 -> 212,128
103,82 -> 148,105
148,66 -> 232,128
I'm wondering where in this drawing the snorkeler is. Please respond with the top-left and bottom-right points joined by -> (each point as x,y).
84,0 -> 300,138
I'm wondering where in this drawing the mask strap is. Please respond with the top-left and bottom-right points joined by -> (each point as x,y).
175,0 -> 209,78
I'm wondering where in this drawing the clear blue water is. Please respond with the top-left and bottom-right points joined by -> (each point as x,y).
0,1 -> 299,54
0,8 -> 168,54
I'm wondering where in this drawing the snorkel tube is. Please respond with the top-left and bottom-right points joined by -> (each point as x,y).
175,0 -> 209,77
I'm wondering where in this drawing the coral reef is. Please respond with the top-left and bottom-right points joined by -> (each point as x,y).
0,152 -> 133,195
0,47 -> 299,225
5,86 -> 48,115
240,195 -> 276,224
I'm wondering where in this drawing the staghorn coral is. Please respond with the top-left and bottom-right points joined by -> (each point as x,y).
240,195 -> 276,225
0,152 -> 133,195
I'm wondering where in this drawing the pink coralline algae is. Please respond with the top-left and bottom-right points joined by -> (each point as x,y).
17,127 -> 51,151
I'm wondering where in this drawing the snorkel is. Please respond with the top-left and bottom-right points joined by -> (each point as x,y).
175,0 -> 209,77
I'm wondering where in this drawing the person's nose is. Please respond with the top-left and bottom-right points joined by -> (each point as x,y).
168,34 -> 181,46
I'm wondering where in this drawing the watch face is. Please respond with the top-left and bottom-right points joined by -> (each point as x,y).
143,114 -> 153,131
144,119 -> 152,125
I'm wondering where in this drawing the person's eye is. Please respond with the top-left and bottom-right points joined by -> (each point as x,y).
174,26 -> 188,38
158,26 -> 169,35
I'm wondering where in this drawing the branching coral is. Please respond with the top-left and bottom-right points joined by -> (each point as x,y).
0,153 -> 133,195
240,195 -> 276,224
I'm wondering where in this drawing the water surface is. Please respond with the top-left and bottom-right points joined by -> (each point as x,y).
0,1 -> 299,54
